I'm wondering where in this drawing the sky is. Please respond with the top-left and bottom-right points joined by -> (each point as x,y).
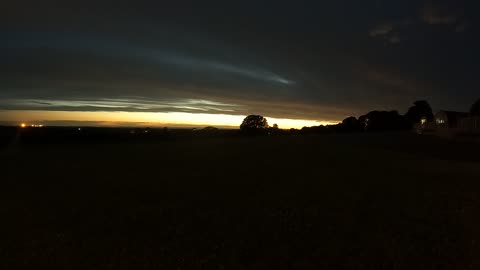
1,0 -> 479,128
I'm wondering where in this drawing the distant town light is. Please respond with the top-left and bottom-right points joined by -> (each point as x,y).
21,123 -> 26,128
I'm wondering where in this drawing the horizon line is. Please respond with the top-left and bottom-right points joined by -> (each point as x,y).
0,110 -> 340,129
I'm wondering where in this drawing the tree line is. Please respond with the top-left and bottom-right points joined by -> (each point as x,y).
240,98 -> 480,135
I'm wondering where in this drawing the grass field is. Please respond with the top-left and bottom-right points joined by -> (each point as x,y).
1,133 -> 480,269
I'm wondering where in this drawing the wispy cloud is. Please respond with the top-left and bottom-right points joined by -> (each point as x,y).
420,1 -> 469,32
369,20 -> 411,45
369,23 -> 394,37
2,32 -> 295,87
421,3 -> 460,25
0,98 -> 242,114
370,1 -> 469,45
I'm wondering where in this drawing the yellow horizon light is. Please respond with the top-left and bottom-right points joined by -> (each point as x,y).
6,111 -> 339,129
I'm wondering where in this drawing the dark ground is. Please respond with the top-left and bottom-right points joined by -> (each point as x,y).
1,130 -> 480,269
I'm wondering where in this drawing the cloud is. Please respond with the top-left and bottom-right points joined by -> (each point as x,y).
422,4 -> 458,25
421,1 -> 467,28
363,67 -> 424,98
369,23 -> 398,44
369,23 -> 394,37
369,28 -> 400,45
1,32 -> 308,118
0,98 -> 242,114
3,32 -> 295,87
370,1 -> 468,45
369,19 -> 412,44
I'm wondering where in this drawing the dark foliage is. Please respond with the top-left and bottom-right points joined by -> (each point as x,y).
301,125 -> 332,134
301,100 -> 435,134
301,119 -> 361,135
240,115 -> 269,135
340,116 -> 362,132
471,99 -> 480,116
289,128 -> 301,135
405,100 -> 434,125
359,110 -> 410,131
300,118 -> 362,135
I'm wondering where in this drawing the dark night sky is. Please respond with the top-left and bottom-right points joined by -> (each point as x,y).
1,0 -> 479,125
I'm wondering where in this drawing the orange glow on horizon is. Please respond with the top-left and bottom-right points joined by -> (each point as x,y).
3,111 -> 339,129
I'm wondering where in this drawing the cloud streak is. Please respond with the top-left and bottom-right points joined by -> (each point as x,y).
369,23 -> 394,37
368,19 -> 412,45
0,98 -> 242,114
3,32 -> 295,86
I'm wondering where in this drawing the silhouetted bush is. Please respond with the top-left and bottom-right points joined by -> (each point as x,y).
301,125 -> 332,134
267,126 -> 285,136
194,126 -> 221,137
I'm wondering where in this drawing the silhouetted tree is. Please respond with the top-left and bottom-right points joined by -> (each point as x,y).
341,116 -> 362,132
272,123 -> 279,129
240,115 -> 269,135
471,98 -> 480,116
405,100 -> 434,125
359,110 -> 410,131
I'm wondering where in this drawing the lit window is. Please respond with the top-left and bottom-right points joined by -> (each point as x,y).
421,119 -> 427,125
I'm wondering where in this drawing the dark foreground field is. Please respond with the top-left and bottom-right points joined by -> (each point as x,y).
1,132 -> 480,269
